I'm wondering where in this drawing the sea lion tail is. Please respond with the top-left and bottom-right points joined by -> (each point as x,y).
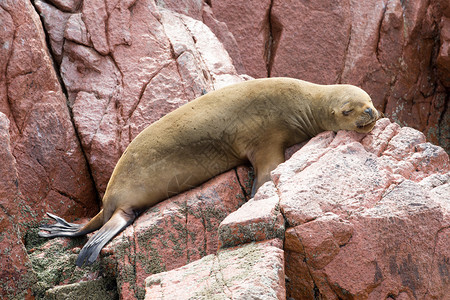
75,209 -> 135,267
38,210 -> 104,238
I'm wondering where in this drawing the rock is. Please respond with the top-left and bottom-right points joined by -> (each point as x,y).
35,0 -> 71,63
276,119 -> 450,299
209,0 -> 271,78
144,239 -> 286,300
30,166 -> 251,299
271,0 -> 351,83
210,0 -> 449,153
218,181 -> 285,248
0,0 -> 98,227
202,4 -> 246,75
36,0 -> 248,195
437,16 -> 450,87
47,0 -> 82,13
43,277 -> 118,300
0,113 -> 36,299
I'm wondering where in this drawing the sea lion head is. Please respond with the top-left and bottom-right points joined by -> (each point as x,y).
325,85 -> 380,133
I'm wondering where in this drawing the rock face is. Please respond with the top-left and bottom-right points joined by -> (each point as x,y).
34,0 -> 246,195
277,119 -> 449,299
210,0 -> 450,153
0,0 -> 449,299
0,113 -> 36,299
2,0 -> 249,299
0,0 -> 98,222
29,166 -> 252,299
144,239 -> 286,300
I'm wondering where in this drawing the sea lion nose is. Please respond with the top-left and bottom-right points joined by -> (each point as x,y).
364,107 -> 373,118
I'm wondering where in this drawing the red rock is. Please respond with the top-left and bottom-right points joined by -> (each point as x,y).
285,213 -> 353,270
47,0 -> 82,13
277,119 -> 450,299
144,239 -> 286,300
107,167 -> 250,298
209,0 -> 271,78
81,0 -> 109,55
437,16 -> 450,87
202,4 -> 246,74
64,13 -> 92,47
218,181 -> 285,248
211,0 -> 449,152
0,113 -> 36,300
270,0 -> 351,83
0,0 -> 97,220
35,0 -> 71,63
154,0 -> 203,20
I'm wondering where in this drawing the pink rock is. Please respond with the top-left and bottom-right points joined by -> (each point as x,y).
437,16 -> 450,87
202,4 -> 246,74
64,13 -> 92,47
0,113 -> 35,299
101,167 -> 251,298
270,0 -> 351,83
209,0 -> 272,78
35,0 -> 71,63
47,0 -> 82,13
211,0 -> 449,152
144,240 -> 286,300
81,0 -> 109,55
0,0 -> 97,221
277,119 -> 450,299
154,0 -> 203,20
218,181 -> 285,248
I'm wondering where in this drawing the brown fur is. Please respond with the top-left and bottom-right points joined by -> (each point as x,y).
39,77 -> 380,266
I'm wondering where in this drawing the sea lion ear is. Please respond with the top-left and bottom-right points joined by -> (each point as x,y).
331,109 -> 336,115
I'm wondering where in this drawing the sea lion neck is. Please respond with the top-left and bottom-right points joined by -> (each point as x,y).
284,81 -> 334,140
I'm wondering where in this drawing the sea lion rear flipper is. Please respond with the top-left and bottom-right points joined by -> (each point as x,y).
249,146 -> 285,197
38,212 -> 84,237
39,210 -> 104,238
76,209 -> 135,267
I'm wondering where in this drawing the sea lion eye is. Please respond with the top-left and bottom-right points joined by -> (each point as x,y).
342,109 -> 353,116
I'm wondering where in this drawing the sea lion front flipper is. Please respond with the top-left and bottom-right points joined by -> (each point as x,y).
249,146 -> 285,197
76,209 -> 136,267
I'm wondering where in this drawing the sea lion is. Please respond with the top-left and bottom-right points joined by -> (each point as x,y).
39,77 -> 380,266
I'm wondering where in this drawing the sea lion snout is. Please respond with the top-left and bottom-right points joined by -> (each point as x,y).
364,107 -> 374,118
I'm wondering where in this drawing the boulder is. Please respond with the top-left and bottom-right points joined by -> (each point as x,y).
0,1 -> 96,298
144,239 -> 286,300
218,181 -> 285,248
275,119 -> 449,299
36,0 -> 247,196
29,166 -> 252,299
0,113 -> 36,299
0,0 -> 98,223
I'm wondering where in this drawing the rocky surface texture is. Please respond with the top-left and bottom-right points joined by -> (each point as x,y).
277,119 -> 449,299
145,239 -> 286,300
28,166 -> 252,299
28,119 -> 450,300
0,0 -> 449,299
210,0 -> 450,152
